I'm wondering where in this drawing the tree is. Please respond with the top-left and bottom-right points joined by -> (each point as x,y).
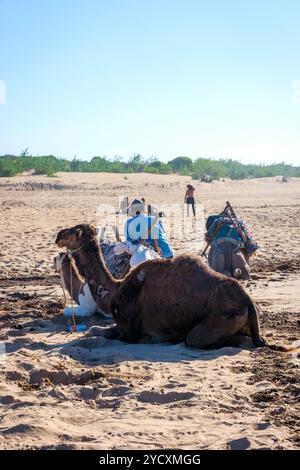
20,148 -> 29,157
128,154 -> 145,172
167,156 -> 193,173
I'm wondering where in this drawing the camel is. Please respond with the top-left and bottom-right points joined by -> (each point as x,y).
55,224 -> 292,351
204,202 -> 256,280
208,239 -> 251,280
54,252 -> 110,318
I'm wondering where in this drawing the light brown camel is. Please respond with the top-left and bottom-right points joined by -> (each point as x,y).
55,224 -> 292,351
54,252 -> 109,318
54,252 -> 81,304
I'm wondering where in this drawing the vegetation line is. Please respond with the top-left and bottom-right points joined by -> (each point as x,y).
1,152 -> 299,179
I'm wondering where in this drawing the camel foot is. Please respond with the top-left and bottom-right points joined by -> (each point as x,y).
214,335 -> 255,349
102,326 -> 120,340
86,325 -> 120,339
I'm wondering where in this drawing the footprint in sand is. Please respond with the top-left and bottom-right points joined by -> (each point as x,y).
102,386 -> 132,398
227,437 -> 251,450
136,390 -> 195,404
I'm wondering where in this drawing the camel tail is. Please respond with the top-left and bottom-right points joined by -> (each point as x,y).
246,296 -> 265,347
246,295 -> 297,353
262,343 -> 299,352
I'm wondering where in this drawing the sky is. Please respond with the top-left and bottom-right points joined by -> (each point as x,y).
0,0 -> 299,165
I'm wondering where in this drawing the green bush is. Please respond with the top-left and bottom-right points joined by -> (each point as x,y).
168,156 -> 193,174
0,158 -> 19,177
0,154 -> 299,179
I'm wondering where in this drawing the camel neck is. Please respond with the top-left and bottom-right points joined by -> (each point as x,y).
75,239 -> 115,287
74,238 -> 118,312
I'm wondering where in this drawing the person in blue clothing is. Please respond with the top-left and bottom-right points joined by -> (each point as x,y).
124,198 -> 173,259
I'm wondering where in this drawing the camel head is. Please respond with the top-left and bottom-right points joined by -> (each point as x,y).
55,224 -> 98,252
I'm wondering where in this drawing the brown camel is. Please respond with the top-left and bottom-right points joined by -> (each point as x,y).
55,224 -> 292,351
208,240 -> 252,280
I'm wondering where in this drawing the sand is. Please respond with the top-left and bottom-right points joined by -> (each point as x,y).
0,172 -> 299,450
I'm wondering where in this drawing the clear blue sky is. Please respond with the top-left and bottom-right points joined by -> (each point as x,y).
0,0 -> 299,164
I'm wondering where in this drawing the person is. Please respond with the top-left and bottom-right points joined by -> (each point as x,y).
116,196 -> 129,214
184,184 -> 196,216
124,199 -> 173,259
141,197 -> 152,216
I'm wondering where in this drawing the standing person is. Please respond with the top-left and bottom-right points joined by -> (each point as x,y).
141,197 -> 156,217
116,196 -> 129,214
141,197 -> 151,216
184,184 -> 196,216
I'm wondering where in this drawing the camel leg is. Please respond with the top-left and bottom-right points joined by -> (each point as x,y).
210,248 -> 225,275
185,310 -> 248,349
212,334 -> 255,349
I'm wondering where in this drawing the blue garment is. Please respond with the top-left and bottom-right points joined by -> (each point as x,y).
124,214 -> 173,259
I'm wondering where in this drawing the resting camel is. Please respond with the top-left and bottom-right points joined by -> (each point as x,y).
54,252 -> 110,318
55,224 -> 292,351
208,240 -> 251,280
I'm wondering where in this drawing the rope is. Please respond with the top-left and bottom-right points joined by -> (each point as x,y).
65,239 -> 93,331
59,271 -> 67,307
56,253 -> 68,307
69,255 -> 76,330
57,253 -> 77,331
67,239 -> 91,255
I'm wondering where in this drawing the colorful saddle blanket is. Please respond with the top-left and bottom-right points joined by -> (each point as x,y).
205,215 -> 258,256
100,242 -> 131,279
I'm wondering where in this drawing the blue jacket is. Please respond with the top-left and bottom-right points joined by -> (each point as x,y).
124,214 -> 173,259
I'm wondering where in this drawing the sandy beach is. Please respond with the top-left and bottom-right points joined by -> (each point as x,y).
0,172 -> 299,450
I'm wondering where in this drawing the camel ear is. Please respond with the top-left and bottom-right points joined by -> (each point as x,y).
88,224 -> 99,236
75,228 -> 83,239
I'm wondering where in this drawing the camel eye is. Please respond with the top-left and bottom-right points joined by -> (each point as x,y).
112,300 -> 119,316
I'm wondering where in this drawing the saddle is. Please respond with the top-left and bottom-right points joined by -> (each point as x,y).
203,201 -> 258,258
